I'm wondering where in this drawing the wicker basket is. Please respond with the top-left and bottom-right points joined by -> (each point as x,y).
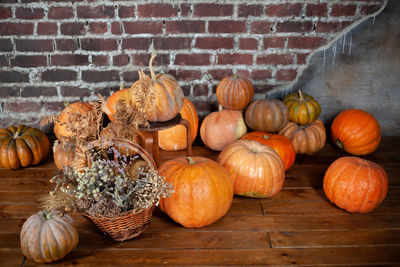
81,138 -> 157,242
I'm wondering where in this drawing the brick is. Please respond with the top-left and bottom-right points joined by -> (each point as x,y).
193,84 -> 209,97
276,69 -> 297,81
5,102 -> 41,113
43,102 -> 66,112
61,22 -> 86,35
180,4 -> 191,16
89,22 -> 108,34
330,4 -> 356,17
193,99 -> 217,113
21,86 -> 57,97
360,5 -> 381,15
181,85 -> 191,97
217,54 -> 253,65
42,70 -> 77,82
238,4 -> 263,17
257,54 -> 293,65
111,22 -> 122,34
168,69 -> 202,81
92,55 -> 109,66
118,6 -> 135,18
207,69 -> 233,80
265,4 -> 302,17
254,84 -> 276,94
123,21 -> 162,34
316,21 -> 343,33
195,37 -> 234,49
306,3 -> 328,17
0,87 -> 19,97
154,37 -> 191,50
0,23 -> 34,35
208,21 -> 246,33
93,87 -> 111,97
251,21 -> 272,34
81,38 -> 117,51
48,6 -> 74,19
296,53 -> 310,64
0,71 -> 29,83
0,55 -> 8,67
51,54 -> 89,66
276,21 -> 313,33
56,39 -> 78,51
239,38 -> 258,50
131,54 -> 169,67
77,5 -> 115,18
175,54 -> 211,66
122,71 -> 139,83
113,54 -> 129,66
0,39 -> 12,52
60,86 -> 90,97
250,70 -> 273,80
138,4 -> 178,17
287,37 -> 327,49
15,39 -> 53,52
122,38 -> 150,50
16,7 -> 44,19
37,22 -> 58,35
11,55 -> 47,68
166,21 -> 205,34
82,70 -> 119,83
0,7 -> 12,19
263,37 -> 285,49
193,4 -> 233,17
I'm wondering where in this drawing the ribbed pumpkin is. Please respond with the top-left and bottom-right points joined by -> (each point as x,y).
159,98 -> 199,151
217,140 -> 285,198
20,210 -> 79,263
241,132 -> 295,171
200,106 -> 247,151
159,157 -> 233,228
331,109 -> 381,155
53,142 -> 75,171
283,89 -> 321,125
0,125 -> 50,170
216,75 -> 254,110
245,99 -> 289,132
54,102 -> 93,140
323,157 -> 388,213
279,120 -> 326,155
105,88 -> 129,122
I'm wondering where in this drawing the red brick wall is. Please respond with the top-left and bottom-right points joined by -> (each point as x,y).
0,0 -> 385,128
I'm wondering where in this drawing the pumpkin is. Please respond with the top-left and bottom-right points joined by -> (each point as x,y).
0,125 -> 50,170
54,102 -> 93,140
245,99 -> 289,132
53,142 -> 75,171
241,132 -> 295,171
20,210 -> 79,263
105,88 -> 129,122
217,140 -> 285,198
283,89 -> 321,125
200,106 -> 247,151
216,75 -> 254,110
159,98 -> 199,151
331,109 -> 381,155
159,157 -> 233,228
279,120 -> 326,155
323,157 -> 388,213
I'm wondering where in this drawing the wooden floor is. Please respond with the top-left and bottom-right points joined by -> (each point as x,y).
1,137 -> 400,266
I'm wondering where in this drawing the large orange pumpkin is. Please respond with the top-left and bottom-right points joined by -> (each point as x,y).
217,140 -> 285,198
0,125 -> 50,170
331,109 -> 381,155
54,102 -> 93,140
216,75 -> 254,110
245,99 -> 289,132
241,132 -> 295,171
323,157 -> 388,213
200,106 -> 247,151
158,157 -> 233,228
159,98 -> 199,151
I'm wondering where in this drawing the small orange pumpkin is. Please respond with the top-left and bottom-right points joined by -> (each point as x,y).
331,109 -> 381,155
245,99 -> 289,132
241,132 -> 295,171
283,89 -> 321,125
323,157 -> 388,213
105,88 -> 129,122
217,140 -> 285,198
159,157 -> 233,228
53,142 -> 75,171
216,75 -> 254,110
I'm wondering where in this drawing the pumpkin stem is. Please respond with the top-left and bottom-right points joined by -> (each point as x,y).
262,135 -> 270,140
149,53 -> 157,81
218,104 -> 223,112
298,89 -> 304,101
187,157 -> 196,164
42,210 -> 53,221
335,139 -> 345,150
233,73 -> 238,79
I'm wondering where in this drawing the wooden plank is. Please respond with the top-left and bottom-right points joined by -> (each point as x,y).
270,229 -> 400,248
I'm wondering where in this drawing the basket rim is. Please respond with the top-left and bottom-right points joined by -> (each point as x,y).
82,202 -> 156,220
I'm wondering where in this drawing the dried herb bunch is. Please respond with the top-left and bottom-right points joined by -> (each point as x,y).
44,143 -> 173,218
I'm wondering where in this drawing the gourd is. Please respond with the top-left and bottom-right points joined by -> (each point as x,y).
245,99 -> 289,132
283,89 -> 321,124
216,75 -> 254,110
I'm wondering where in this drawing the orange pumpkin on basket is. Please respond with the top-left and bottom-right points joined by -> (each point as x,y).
53,142 -> 75,170
217,140 -> 285,198
245,99 -> 289,132
200,106 -> 247,151
241,132 -> 295,171
331,109 -> 381,155
159,98 -> 199,151
323,157 -> 388,213
0,125 -> 50,170
159,157 -> 233,228
105,88 -> 129,122
216,75 -> 254,110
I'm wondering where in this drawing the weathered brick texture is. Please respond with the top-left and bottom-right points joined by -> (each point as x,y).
0,0 -> 386,127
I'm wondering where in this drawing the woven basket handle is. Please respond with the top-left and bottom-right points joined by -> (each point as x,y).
111,138 -> 157,170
